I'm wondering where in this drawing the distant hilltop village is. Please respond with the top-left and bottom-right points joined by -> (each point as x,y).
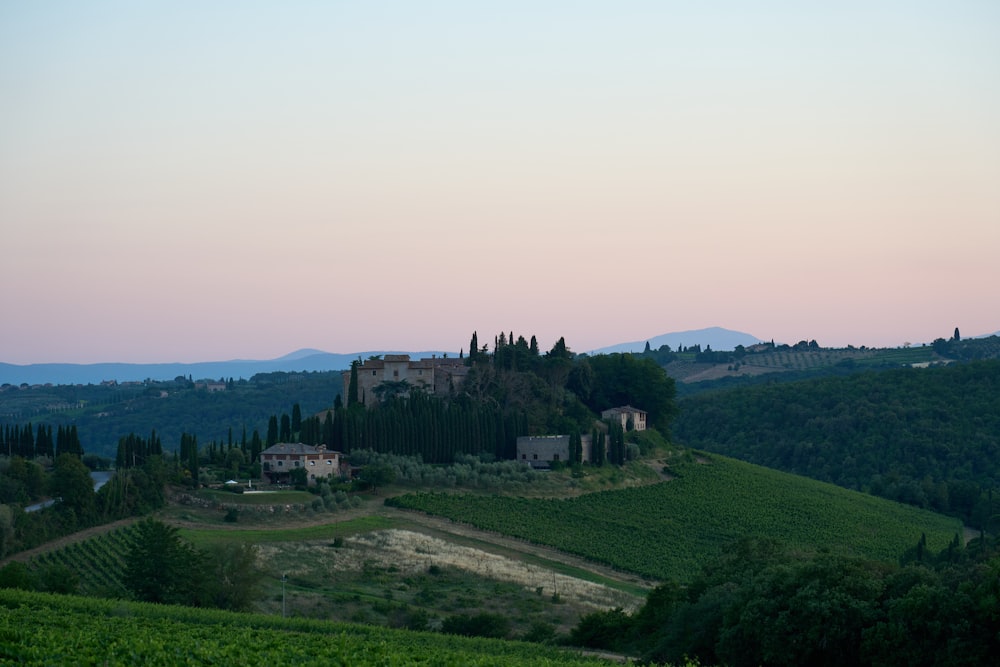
342,355 -> 470,407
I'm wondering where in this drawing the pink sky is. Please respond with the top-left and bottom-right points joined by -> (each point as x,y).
2,2 -> 998,364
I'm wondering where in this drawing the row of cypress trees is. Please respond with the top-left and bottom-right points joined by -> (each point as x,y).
1,422 -> 83,459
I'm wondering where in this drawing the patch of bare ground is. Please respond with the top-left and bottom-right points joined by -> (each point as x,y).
643,459 -> 674,481
379,506 -> 655,595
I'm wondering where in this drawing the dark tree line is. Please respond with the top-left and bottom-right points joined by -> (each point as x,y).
1,422 -> 82,459
571,535 -> 1000,667
331,390 -> 527,464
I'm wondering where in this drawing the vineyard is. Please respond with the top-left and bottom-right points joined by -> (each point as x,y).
0,589 -> 636,666
388,455 -> 962,582
27,524 -> 139,597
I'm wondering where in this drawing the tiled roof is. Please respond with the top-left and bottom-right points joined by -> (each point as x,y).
260,442 -> 338,457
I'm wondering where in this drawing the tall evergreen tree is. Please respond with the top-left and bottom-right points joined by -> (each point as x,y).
266,415 -> 278,447
348,360 -> 360,407
279,414 -> 291,442
291,403 -> 302,434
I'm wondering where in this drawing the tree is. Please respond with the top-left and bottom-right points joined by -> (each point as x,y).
279,414 -> 291,442
266,415 -> 278,447
51,452 -> 97,526
291,403 -> 302,435
468,331 -> 480,365
348,360 -> 360,407
953,327 -> 961,342
202,542 -> 263,611
361,462 -> 396,494
124,518 -> 204,605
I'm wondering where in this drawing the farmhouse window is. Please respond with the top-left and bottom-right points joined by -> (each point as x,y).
310,461 -> 315,466
533,454 -> 538,460
277,461 -> 283,467
553,454 -> 560,461
394,370 -> 399,377
326,460 -> 333,465
294,461 -> 300,467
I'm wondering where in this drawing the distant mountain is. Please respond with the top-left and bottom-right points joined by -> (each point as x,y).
587,327 -> 763,355
1,328 -> 770,385
0,350 -> 455,386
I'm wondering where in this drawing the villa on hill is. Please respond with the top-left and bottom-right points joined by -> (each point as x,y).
601,405 -> 647,431
343,354 -> 469,407
260,443 -> 344,486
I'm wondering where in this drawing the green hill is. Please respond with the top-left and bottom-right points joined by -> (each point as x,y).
389,454 -> 962,582
673,359 -> 1000,524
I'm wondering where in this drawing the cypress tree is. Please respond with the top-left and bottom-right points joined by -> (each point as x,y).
266,415 -> 278,447
348,360 -> 360,407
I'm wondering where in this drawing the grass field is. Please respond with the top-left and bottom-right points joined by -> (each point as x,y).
389,454 -> 963,582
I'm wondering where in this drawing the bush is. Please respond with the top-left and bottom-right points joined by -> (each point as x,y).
441,612 -> 511,639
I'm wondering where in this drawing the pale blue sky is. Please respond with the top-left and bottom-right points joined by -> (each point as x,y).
2,2 -> 998,363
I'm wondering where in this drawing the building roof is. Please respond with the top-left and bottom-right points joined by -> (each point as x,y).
601,405 -> 646,416
259,442 -> 338,457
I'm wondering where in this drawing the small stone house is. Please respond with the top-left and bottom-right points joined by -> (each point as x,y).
260,443 -> 344,486
601,405 -> 647,432
516,434 -> 594,469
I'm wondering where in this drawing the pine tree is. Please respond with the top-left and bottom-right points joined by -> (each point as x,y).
291,403 -> 302,434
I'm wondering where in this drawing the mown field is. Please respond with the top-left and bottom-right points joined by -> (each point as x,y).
388,454 -> 963,582
0,589 -> 636,666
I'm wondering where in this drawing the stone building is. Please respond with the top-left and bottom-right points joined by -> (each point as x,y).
342,354 -> 469,407
260,443 -> 344,486
601,405 -> 647,432
516,434 -> 595,469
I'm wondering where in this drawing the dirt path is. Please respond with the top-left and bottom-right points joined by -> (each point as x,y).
3,490 -> 655,597
376,505 -> 657,593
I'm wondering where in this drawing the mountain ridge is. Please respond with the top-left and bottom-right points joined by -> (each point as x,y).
9,326 -> 993,386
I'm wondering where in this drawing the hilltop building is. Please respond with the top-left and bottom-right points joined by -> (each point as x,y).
343,355 -> 469,407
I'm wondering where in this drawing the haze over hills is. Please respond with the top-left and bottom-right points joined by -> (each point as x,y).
586,326 -> 763,355
5,326 -> 995,386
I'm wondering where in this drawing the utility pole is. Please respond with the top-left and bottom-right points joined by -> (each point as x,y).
281,573 -> 287,618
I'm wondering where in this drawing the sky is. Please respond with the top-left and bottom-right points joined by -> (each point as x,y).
2,1 -> 998,364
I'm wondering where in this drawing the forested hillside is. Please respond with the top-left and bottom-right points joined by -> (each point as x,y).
1,372 -> 342,460
673,359 -> 1000,525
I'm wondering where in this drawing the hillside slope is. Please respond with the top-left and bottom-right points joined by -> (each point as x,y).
389,454 -> 962,582
673,359 -> 1000,523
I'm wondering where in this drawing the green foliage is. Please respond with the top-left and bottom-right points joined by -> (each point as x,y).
569,607 -> 632,650
1,372 -> 343,461
441,612 -> 512,639
388,455 -> 962,582
0,588 -> 617,666
50,453 -> 97,526
583,353 -> 677,432
579,538 -> 1000,667
124,518 -> 204,605
674,360 -> 1000,523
